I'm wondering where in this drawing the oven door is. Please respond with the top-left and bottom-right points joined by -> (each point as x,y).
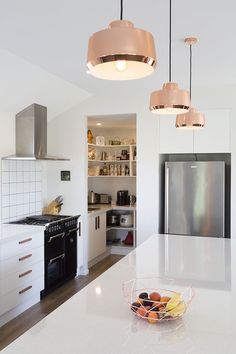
45,252 -> 65,289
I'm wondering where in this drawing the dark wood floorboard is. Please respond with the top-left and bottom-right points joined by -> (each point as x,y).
0,254 -> 123,351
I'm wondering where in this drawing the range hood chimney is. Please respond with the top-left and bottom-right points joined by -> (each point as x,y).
3,103 -> 69,160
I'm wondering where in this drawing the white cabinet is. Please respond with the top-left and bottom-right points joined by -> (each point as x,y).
0,230 -> 44,326
159,109 -> 231,154
88,212 -> 106,262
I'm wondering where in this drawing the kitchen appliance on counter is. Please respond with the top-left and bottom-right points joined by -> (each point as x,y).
88,191 -> 99,204
98,193 -> 111,204
117,190 -> 129,206
165,161 -> 225,237
9,214 -> 80,297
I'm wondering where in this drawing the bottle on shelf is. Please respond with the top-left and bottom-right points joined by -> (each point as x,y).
125,165 -> 129,176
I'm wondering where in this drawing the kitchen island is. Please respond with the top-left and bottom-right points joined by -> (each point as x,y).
2,234 -> 235,354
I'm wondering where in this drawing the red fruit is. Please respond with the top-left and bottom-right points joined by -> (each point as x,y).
136,306 -> 148,318
150,292 -> 161,302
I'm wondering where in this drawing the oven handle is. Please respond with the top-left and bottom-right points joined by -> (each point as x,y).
49,253 -> 65,264
48,232 -> 65,243
68,227 -> 79,235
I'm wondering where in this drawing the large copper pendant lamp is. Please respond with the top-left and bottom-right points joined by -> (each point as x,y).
87,0 -> 157,80
175,37 -> 205,129
150,0 -> 190,114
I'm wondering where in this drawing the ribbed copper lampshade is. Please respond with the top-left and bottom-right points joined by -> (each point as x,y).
150,82 -> 190,114
175,107 -> 205,129
87,20 -> 157,80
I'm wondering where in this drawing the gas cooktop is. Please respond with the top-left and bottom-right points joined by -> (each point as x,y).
8,214 -> 71,226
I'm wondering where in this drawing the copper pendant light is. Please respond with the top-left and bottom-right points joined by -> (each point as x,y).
175,37 -> 205,129
87,0 -> 157,80
150,0 -> 190,114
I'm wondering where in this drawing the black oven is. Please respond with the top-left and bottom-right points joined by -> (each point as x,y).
41,216 -> 80,298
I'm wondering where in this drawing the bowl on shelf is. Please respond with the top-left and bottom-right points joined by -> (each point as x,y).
123,277 -> 194,324
88,166 -> 100,176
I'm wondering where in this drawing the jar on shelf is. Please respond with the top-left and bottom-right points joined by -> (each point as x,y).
121,165 -> 125,176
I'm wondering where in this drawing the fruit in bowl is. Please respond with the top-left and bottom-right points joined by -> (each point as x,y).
123,277 -> 193,324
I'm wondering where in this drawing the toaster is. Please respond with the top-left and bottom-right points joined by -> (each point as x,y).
99,194 -> 112,204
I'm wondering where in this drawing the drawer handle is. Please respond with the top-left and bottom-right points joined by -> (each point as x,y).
19,285 -> 32,295
18,238 -> 32,245
19,269 -> 32,278
19,253 -> 32,262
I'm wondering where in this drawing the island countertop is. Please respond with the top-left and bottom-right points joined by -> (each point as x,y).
2,234 -> 235,354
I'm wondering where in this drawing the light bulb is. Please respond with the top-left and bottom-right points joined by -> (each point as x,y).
115,60 -> 127,72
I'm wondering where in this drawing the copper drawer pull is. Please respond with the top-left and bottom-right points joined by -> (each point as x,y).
18,238 -> 32,245
19,253 -> 32,262
19,285 -> 32,294
19,270 -> 32,278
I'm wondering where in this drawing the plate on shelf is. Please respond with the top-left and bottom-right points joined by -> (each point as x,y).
96,136 -> 105,146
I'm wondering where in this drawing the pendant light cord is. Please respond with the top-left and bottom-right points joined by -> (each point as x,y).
169,0 -> 172,82
190,43 -> 192,100
120,0 -> 123,20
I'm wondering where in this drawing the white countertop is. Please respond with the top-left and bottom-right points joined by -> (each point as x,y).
0,223 -> 44,243
88,203 -> 136,216
2,234 -> 235,353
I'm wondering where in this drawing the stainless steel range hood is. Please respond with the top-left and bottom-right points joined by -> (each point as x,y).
3,103 -> 69,160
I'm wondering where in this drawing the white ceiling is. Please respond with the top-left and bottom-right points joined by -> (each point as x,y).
88,113 -> 136,129
0,0 -> 235,99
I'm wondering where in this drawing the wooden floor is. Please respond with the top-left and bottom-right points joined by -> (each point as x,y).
0,254 -> 123,351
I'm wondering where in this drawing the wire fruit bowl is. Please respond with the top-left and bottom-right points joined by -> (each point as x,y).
123,277 -> 194,324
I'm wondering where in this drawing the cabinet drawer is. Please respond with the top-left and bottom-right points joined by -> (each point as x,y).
0,276 -> 44,316
0,232 -> 44,261
0,245 -> 44,278
0,260 -> 44,296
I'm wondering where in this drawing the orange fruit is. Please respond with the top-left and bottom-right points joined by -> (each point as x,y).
148,312 -> 159,324
160,296 -> 171,303
150,292 -> 161,302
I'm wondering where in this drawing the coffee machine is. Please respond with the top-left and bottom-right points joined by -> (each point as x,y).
117,190 -> 129,206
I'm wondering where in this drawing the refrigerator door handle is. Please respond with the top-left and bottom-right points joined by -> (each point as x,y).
165,166 -> 169,233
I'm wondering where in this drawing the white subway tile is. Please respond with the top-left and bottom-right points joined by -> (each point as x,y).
2,183 -> 9,195
35,182 -> 41,192
9,161 -> 17,171
9,183 -> 17,195
35,162 -> 42,171
24,171 -> 30,182
2,160 -> 9,171
16,182 -> 24,194
2,172 -> 9,183
29,203 -> 36,213
2,195 -> 9,207
17,193 -> 24,205
35,191 -> 42,202
9,206 -> 16,217
23,204 -> 29,215
17,171 -> 24,183
23,161 -> 30,171
9,172 -> 17,183
2,207 -> 9,219
35,202 -> 42,213
30,182 -> 36,192
30,193 -> 36,202
17,205 -> 23,216
23,182 -> 30,193
17,160 -> 24,171
9,194 -> 17,205
35,171 -> 41,182
30,171 -> 36,181
29,161 -> 35,171
23,193 -> 30,204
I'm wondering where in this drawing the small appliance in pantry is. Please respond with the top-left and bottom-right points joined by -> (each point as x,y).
120,214 -> 133,228
98,193 -> 112,204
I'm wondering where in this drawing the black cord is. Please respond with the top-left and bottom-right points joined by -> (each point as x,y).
169,0 -> 172,82
190,43 -> 192,100
120,0 -> 123,20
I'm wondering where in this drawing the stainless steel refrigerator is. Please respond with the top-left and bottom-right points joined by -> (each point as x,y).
164,161 -> 225,237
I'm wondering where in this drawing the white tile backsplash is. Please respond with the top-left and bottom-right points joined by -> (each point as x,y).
1,160 -> 43,222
